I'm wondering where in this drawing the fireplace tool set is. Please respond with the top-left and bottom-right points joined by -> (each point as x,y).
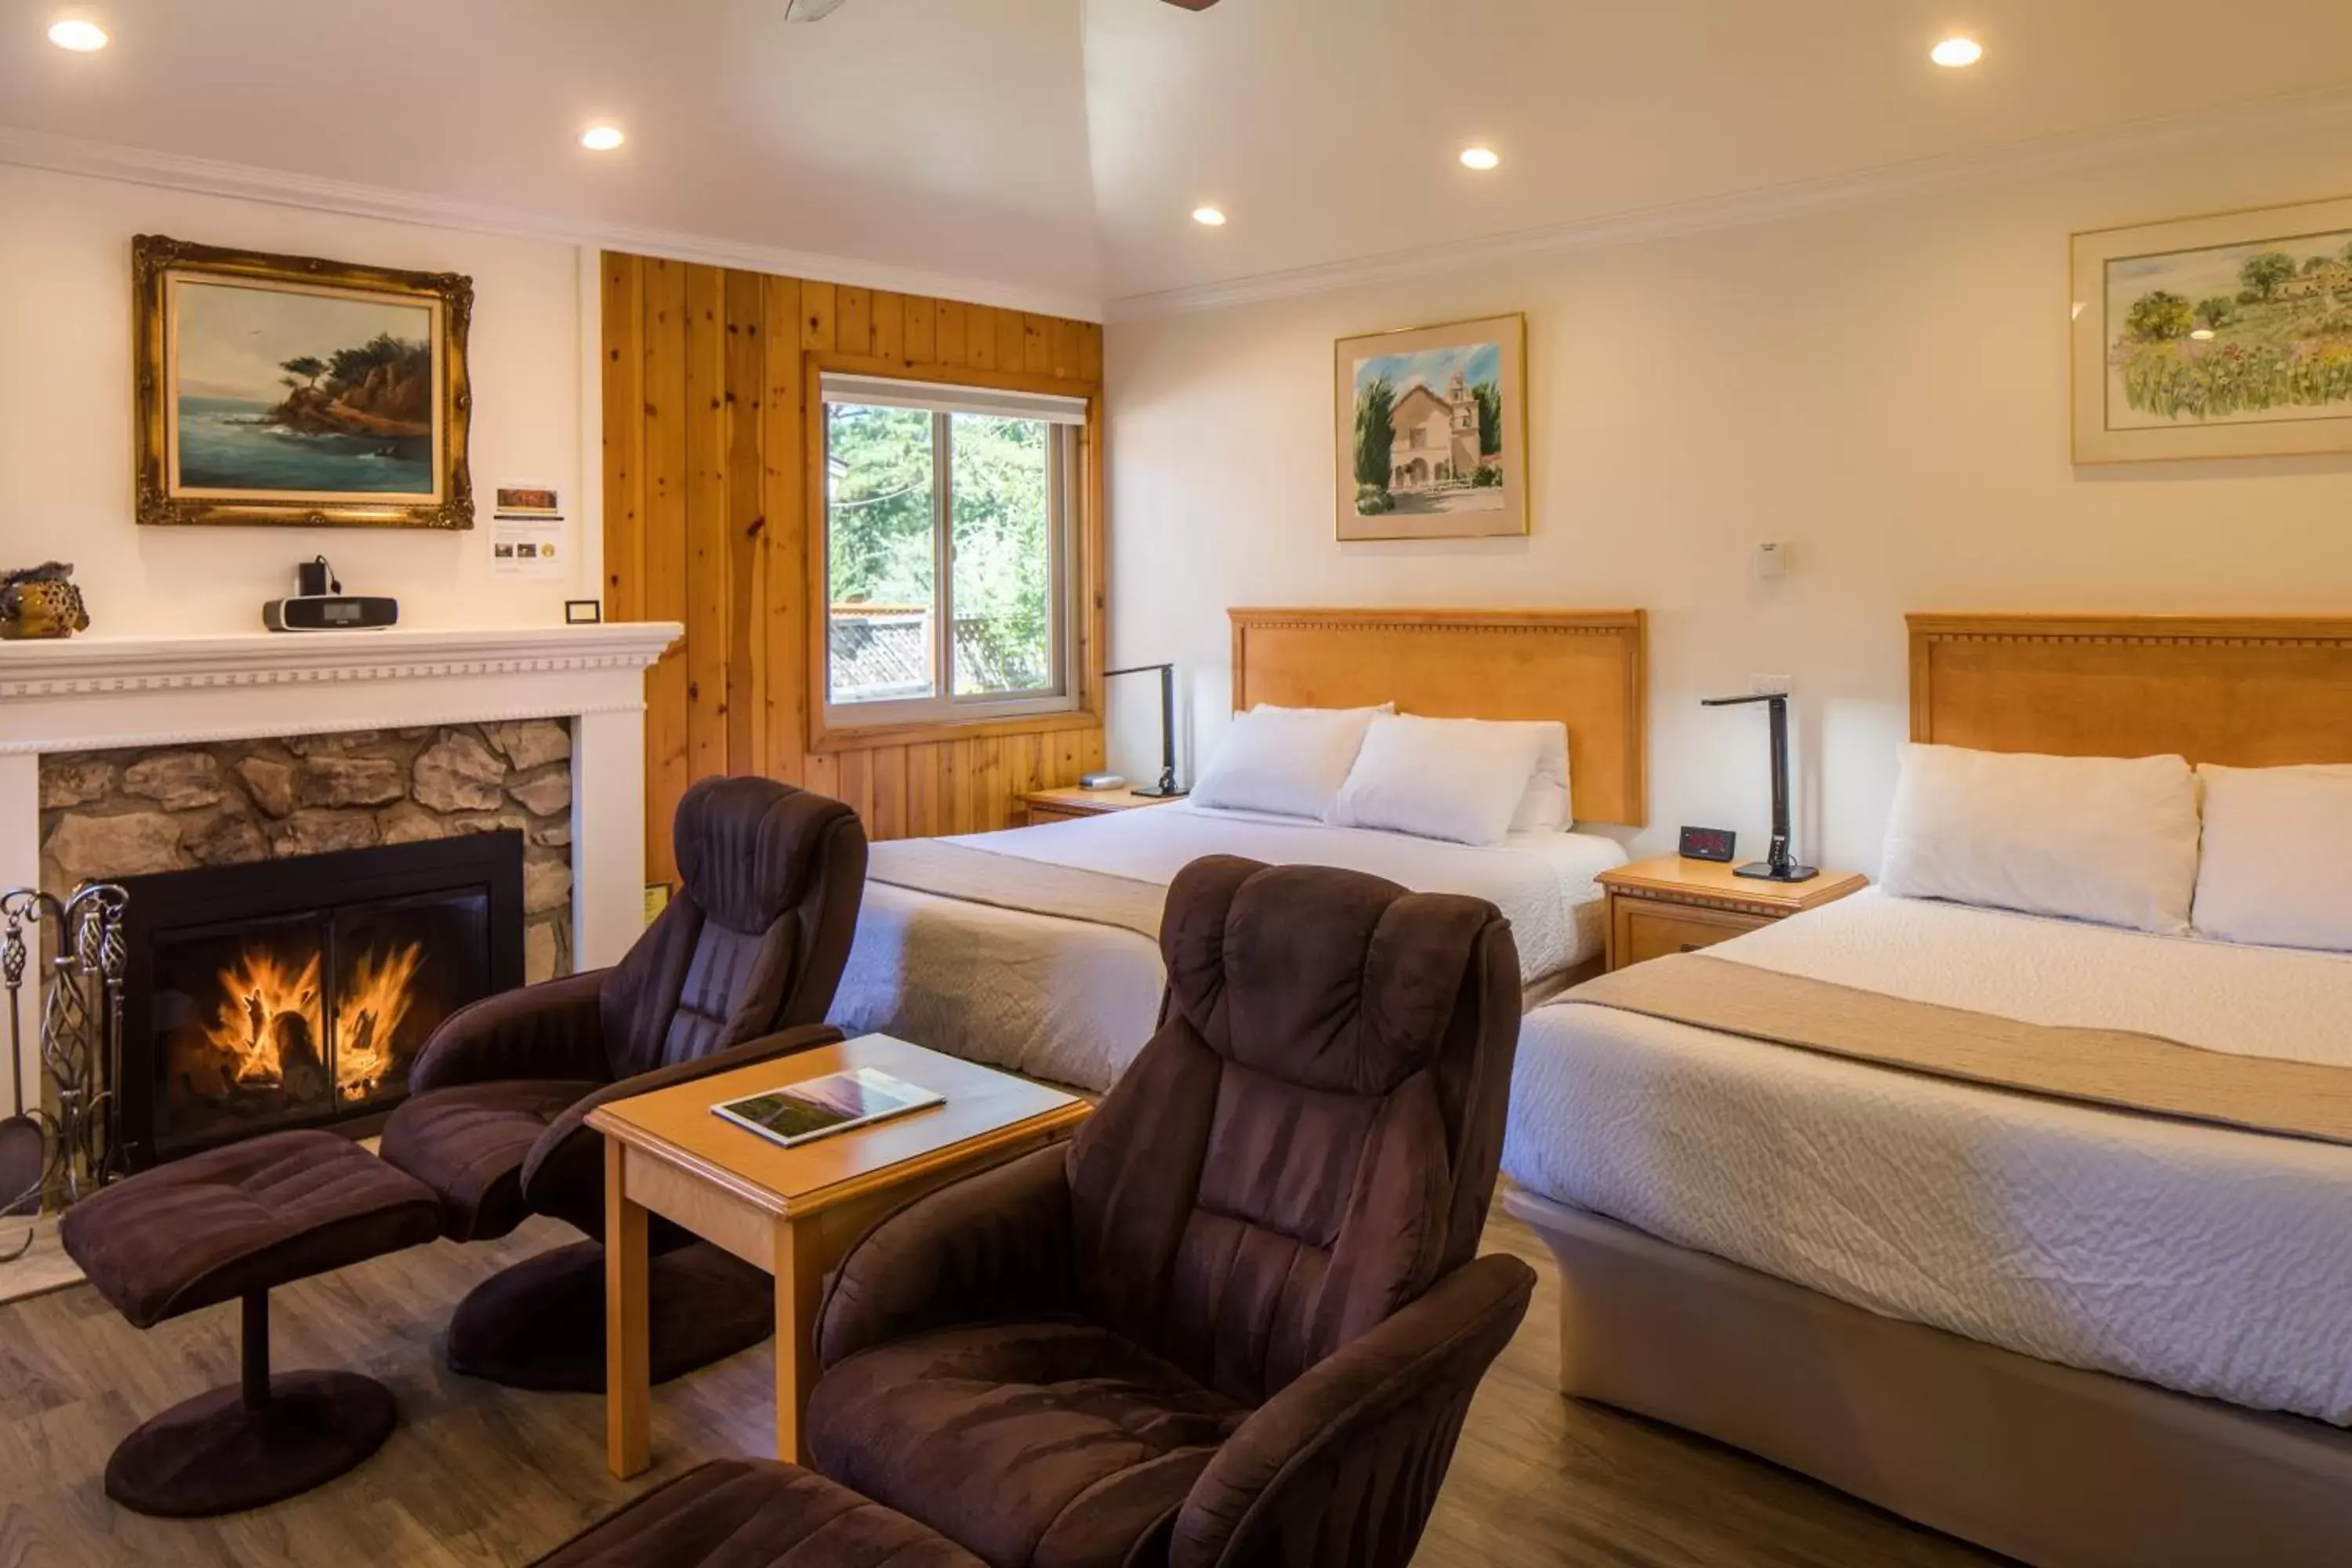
1,883 -> 131,1261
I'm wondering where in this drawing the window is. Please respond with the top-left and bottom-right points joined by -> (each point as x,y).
820,375 -> 1086,729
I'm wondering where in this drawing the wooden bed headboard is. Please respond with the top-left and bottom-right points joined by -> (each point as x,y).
1908,613 -> 2352,765
1229,608 -> 1648,826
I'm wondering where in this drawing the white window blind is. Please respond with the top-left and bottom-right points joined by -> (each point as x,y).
819,373 -> 1088,426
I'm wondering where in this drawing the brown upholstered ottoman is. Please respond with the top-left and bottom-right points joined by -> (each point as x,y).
536,1459 -> 983,1567
60,1129 -> 442,1517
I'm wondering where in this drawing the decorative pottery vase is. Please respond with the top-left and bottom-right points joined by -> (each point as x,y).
0,564 -> 91,641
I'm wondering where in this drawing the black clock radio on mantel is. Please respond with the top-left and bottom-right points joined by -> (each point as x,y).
263,555 -> 397,633
264,596 -> 399,632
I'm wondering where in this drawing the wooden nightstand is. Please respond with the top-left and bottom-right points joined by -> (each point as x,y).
1599,855 -> 1867,972
1020,785 -> 1182,826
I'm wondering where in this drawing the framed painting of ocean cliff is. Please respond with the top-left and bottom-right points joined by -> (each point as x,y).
2072,195 -> 2352,463
133,235 -> 474,528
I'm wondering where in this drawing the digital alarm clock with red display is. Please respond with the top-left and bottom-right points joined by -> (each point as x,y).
1679,826 -> 1738,863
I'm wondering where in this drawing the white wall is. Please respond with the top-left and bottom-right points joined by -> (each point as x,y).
1103,128 -> 2352,875
0,163 -> 590,633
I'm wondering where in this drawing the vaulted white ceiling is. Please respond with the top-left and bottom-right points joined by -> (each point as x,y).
0,0 -> 1104,306
5,0 -> 2351,317
1087,0 -> 2352,305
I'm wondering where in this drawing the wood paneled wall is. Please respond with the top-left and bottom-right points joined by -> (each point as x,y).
601,252 -> 1107,884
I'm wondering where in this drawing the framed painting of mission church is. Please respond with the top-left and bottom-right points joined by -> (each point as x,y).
2071,194 -> 2352,463
1334,314 -> 1526,541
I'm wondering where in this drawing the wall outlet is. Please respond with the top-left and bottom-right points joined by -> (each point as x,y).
1750,673 -> 1792,696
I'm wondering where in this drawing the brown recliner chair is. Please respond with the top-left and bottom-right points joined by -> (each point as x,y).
801,855 -> 1536,1568
380,775 -> 867,1391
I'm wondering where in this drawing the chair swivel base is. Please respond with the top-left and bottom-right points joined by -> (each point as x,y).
447,1239 -> 773,1392
106,1293 -> 397,1519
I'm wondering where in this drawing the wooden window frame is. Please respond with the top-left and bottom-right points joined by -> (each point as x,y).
817,404 -> 1079,731
804,350 -> 1105,755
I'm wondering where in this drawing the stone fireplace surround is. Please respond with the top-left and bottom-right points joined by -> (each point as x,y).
41,721 -> 578,983
0,622 -> 682,1129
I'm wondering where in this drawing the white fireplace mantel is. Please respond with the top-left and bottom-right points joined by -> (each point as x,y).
1,622 -> 683,1113
0,624 -> 680,749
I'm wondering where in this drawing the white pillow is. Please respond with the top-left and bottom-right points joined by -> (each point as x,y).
1505,721 -> 1573,833
1330,713 -> 1544,846
2192,764 -> 2352,950
1189,705 -> 1379,820
1879,743 -> 2200,935
1253,702 -> 1395,718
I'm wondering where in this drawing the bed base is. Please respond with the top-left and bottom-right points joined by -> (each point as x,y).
1521,955 -> 1600,1012
1504,1190 -> 2352,1568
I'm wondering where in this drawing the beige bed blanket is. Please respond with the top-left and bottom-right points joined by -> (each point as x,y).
866,839 -> 1168,942
865,838 -> 1596,1008
1565,953 -> 2352,1149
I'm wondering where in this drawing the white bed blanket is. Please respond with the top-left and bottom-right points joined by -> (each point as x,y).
1504,889 -> 2352,1425
834,804 -> 1623,1091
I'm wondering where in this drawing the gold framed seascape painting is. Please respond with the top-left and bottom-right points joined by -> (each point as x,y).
133,235 -> 474,528
1334,314 -> 1526,539
2071,195 -> 2352,463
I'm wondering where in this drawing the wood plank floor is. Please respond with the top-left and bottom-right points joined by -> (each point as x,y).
0,1210 -> 2003,1567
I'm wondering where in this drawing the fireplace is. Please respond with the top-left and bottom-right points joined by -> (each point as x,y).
115,833 -> 524,1167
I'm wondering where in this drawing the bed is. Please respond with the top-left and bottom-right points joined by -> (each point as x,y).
829,607 -> 1646,1091
1504,614 -> 2352,1568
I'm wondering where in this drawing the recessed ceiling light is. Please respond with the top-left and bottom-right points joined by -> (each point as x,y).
580,124 -> 626,152
1459,146 -> 1501,172
1930,37 -> 1983,67
1191,205 -> 1227,227
47,19 -> 108,51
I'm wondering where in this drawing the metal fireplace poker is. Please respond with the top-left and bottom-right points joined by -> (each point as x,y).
1,883 -> 132,1252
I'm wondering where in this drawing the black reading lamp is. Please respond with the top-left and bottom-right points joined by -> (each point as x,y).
1104,663 -> 1186,798
1700,691 -> 1816,883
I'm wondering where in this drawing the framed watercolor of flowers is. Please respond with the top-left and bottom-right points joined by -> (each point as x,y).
2072,195 -> 2352,463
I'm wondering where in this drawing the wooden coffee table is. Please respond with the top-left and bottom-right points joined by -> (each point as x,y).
586,1033 -> 1089,1477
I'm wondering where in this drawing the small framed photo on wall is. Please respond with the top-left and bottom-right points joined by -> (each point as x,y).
1334,313 -> 1526,540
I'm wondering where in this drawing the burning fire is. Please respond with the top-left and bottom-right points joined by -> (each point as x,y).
201,941 -> 426,1099
335,942 -> 426,1097
205,949 -> 322,1089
